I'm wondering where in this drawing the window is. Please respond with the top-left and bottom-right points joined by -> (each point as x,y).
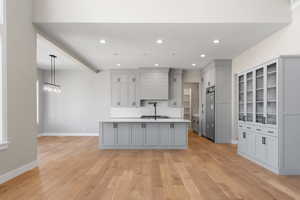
291,0 -> 300,9
0,0 -> 7,150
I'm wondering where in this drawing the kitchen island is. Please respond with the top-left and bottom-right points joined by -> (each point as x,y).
99,118 -> 190,149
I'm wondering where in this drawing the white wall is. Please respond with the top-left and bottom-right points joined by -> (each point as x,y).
231,6 -> 300,140
0,0 -> 37,175
33,0 -> 291,23
41,69 -> 110,134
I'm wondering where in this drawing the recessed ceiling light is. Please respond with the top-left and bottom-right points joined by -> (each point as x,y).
154,64 -> 159,67
200,54 -> 206,58
99,39 -> 106,44
156,39 -> 163,44
192,64 -> 196,67
213,39 -> 220,44
116,64 -> 121,66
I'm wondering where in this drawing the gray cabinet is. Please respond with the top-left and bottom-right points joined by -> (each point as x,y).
131,123 -> 145,146
169,69 -> 183,107
237,56 -> 300,175
145,123 -> 160,146
111,71 -> 139,107
200,60 -> 232,143
116,123 -> 131,145
139,69 -> 169,100
102,123 -> 116,145
173,123 -> 187,146
100,122 -> 188,149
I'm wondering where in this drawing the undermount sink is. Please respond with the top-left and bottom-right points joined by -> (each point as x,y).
140,115 -> 170,119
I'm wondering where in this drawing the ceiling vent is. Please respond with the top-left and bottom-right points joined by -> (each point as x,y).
291,0 -> 300,9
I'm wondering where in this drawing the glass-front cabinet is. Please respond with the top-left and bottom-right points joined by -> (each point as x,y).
266,61 -> 277,126
238,60 -> 278,127
255,67 -> 265,124
246,72 -> 254,122
238,75 -> 246,121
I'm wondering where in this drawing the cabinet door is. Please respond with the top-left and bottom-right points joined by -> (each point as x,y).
102,123 -> 116,145
111,75 -> 122,107
238,74 -> 246,121
160,124 -> 170,146
254,134 -> 267,162
128,74 -> 138,107
131,123 -> 145,146
265,136 -> 278,168
246,71 -> 254,122
173,123 -> 187,146
116,123 -> 131,145
255,67 -> 266,124
266,61 -> 277,126
145,123 -> 160,146
238,128 -> 247,154
169,71 -> 182,107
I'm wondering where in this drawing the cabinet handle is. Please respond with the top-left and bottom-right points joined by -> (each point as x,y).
113,123 -> 118,129
170,123 -> 175,128
173,102 -> 177,106
262,116 -> 266,124
173,78 -> 177,82
141,123 -> 146,128
256,128 -> 262,131
132,78 -> 136,82
132,102 -> 136,106
117,78 -> 121,82
243,132 -> 246,139
268,130 -> 274,134
117,102 -> 121,106
262,137 -> 266,145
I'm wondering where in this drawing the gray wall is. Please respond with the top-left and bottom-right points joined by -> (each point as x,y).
37,69 -> 45,134
41,69 -> 111,134
0,0 -> 37,175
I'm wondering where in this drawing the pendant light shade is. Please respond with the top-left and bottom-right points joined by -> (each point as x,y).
44,55 -> 61,93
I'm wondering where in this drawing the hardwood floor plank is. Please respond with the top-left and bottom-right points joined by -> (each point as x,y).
1,133 -> 300,200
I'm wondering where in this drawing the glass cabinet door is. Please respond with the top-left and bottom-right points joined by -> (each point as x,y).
266,62 -> 277,125
246,72 -> 254,122
255,67 -> 265,124
238,75 -> 246,121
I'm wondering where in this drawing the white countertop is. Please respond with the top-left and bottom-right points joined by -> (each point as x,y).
100,118 -> 191,123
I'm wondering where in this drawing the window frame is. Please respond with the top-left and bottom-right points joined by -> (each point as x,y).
0,0 -> 8,151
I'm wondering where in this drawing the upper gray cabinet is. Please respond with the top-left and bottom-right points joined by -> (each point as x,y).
111,70 -> 139,107
169,69 -> 183,107
139,68 -> 169,100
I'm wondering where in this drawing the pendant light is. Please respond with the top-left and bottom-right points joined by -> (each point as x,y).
43,54 -> 61,93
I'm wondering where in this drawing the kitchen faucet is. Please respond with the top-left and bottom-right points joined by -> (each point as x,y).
148,102 -> 158,120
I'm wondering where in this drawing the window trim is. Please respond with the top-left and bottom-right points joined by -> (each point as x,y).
0,0 -> 8,150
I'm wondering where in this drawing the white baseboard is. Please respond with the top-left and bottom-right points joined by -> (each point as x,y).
231,140 -> 238,144
0,160 -> 38,184
41,133 -> 98,137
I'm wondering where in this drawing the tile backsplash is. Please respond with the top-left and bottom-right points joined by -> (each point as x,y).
110,101 -> 183,118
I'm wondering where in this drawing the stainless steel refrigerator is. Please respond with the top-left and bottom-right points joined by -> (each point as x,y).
205,86 -> 215,142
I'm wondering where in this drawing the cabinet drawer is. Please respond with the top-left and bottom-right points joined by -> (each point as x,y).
265,128 -> 278,137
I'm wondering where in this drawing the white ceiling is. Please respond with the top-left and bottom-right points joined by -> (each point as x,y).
36,23 -> 287,70
37,35 -> 86,70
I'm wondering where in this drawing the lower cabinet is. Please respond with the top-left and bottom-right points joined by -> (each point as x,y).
145,123 -> 160,146
100,122 -> 188,149
254,134 -> 277,168
238,126 -> 278,171
116,123 -> 131,145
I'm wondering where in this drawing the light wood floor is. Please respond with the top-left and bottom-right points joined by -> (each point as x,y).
1,133 -> 300,200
